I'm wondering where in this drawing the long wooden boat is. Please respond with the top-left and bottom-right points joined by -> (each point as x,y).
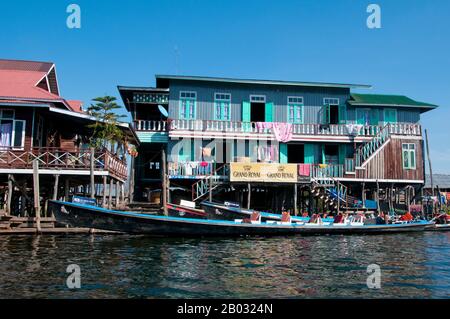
48,200 -> 431,237
167,203 -> 206,219
425,223 -> 450,231
201,201 -> 327,223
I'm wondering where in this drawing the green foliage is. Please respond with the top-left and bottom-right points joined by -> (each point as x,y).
86,96 -> 127,151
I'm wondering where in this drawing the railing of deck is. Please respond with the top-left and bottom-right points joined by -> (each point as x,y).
168,161 -> 216,177
0,147 -> 128,180
310,164 -> 344,179
135,119 -> 422,139
344,158 -> 355,173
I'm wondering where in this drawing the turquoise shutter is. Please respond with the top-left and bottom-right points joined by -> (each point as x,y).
384,108 -> 397,124
279,143 -> 288,163
265,102 -> 273,122
370,109 -> 379,125
321,145 -> 326,164
356,108 -> 365,125
304,144 -> 314,164
242,101 -> 251,122
338,104 -> 347,124
322,104 -> 330,124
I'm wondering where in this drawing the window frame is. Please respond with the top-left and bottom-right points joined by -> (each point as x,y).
179,91 -> 197,120
287,96 -> 304,124
402,143 -> 416,170
250,95 -> 266,103
214,92 -> 232,121
323,97 -> 340,106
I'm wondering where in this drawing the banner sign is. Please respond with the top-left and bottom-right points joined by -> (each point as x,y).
230,163 -> 298,183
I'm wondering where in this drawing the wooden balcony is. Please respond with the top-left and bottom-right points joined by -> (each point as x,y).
0,147 -> 128,180
134,119 -> 422,141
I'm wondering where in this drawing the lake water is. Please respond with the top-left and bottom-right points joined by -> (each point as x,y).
0,232 -> 449,298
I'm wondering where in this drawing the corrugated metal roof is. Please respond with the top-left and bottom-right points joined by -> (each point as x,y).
155,75 -> 372,89
349,93 -> 437,110
0,59 -> 53,72
425,174 -> 450,189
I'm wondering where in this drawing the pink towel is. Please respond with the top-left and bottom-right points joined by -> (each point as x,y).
299,164 -> 311,176
272,122 -> 293,142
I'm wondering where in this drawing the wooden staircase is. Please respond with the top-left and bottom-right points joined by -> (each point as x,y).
355,123 -> 392,168
311,177 -> 352,210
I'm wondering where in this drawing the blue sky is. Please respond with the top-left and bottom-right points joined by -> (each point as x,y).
1,0 -> 449,173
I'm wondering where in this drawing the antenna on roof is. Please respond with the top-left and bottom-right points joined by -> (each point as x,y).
174,45 -> 180,75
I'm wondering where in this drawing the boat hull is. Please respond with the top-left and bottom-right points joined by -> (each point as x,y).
49,200 -> 430,237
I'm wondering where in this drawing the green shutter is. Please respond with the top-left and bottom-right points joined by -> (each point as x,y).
384,108 -> 397,124
304,144 -> 315,164
265,102 -> 273,122
321,145 -> 326,164
356,108 -> 366,125
322,104 -> 330,124
370,109 -> 379,126
338,104 -> 347,124
280,143 -> 288,163
242,101 -> 251,122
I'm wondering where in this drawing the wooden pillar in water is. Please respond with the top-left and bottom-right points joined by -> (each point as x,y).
116,181 -> 120,209
247,183 -> 251,209
362,182 -> 366,208
337,180 -> 340,215
90,147 -> 95,199
161,148 -> 168,216
121,182 -> 125,205
53,174 -> 59,200
108,178 -> 113,210
376,180 -> 380,213
32,160 -> 41,231
294,183 -> 298,216
102,176 -> 107,208
129,157 -> 135,204
65,178 -> 70,202
6,174 -> 13,215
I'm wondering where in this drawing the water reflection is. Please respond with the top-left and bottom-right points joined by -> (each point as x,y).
0,233 -> 449,298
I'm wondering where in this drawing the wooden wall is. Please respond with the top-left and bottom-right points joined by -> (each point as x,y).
356,137 -> 424,181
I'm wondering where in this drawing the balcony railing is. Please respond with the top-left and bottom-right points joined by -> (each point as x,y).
134,119 -> 422,138
0,147 -> 128,180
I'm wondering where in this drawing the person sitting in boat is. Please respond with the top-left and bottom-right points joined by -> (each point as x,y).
334,212 -> 344,224
399,211 -> 414,222
375,213 -> 385,225
310,213 -> 322,224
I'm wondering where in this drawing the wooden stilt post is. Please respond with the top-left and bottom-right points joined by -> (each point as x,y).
121,182 -> 125,206
116,181 -> 120,209
161,148 -> 168,216
102,176 -> 107,208
90,147 -> 95,199
376,180 -> 380,213
32,160 -> 41,232
362,182 -> 366,208
129,156 -> 135,204
53,174 -> 60,200
64,178 -> 70,202
6,174 -> 13,215
247,183 -> 251,209
337,181 -> 340,215
294,183 -> 298,216
108,178 -> 113,210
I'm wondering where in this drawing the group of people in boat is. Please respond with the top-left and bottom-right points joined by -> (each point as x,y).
297,210 -> 418,225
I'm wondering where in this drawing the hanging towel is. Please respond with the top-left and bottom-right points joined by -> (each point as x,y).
299,164 -> 311,177
272,122 -> 293,142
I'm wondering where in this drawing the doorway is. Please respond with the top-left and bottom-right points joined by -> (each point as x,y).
323,145 -> 339,164
329,104 -> 339,124
251,102 -> 265,122
287,144 -> 304,164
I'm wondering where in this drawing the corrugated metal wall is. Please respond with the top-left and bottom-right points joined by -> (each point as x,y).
168,79 -> 349,123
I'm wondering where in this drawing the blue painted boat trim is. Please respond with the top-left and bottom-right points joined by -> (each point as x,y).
51,200 -> 432,229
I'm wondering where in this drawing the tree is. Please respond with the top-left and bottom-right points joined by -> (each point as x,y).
86,96 -> 127,153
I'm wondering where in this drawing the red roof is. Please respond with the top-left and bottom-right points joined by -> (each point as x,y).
0,59 -> 82,112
